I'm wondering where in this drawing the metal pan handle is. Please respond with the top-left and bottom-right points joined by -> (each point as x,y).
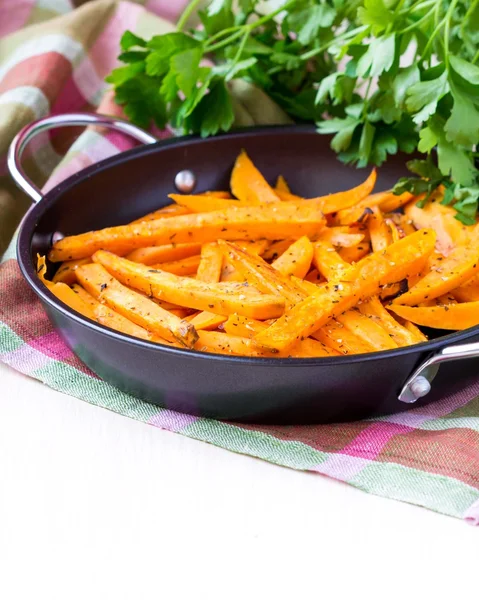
7,112 -> 157,204
399,341 -> 479,403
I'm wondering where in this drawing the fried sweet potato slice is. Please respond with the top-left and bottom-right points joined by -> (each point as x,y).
393,235 -> 479,306
359,296 -> 421,347
52,258 -> 91,285
254,229 -> 436,352
312,241 -> 351,281
312,320 -> 373,355
37,255 -> 94,320
196,243 -> 224,283
126,243 -> 201,265
169,194 -> 240,213
275,170 -> 377,214
271,236 -> 314,278
451,274 -> 479,302
149,255 -> 201,276
368,207 -> 393,252
275,175 -> 291,194
336,308 -> 398,351
49,203 -> 325,262
188,311 -> 227,331
195,331 -> 337,357
335,191 -> 413,225
405,197 -> 472,256
219,241 -> 305,306
389,303 -> 479,330
76,263 -> 198,347
92,250 -> 285,320
318,227 -> 365,248
230,150 -> 280,205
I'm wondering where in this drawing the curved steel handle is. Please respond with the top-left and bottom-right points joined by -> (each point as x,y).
399,341 -> 479,403
7,112 -> 157,204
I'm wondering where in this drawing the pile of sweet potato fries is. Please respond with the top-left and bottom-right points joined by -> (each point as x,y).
39,151 -> 479,358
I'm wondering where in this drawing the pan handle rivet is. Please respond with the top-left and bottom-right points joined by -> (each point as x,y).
51,231 -> 64,244
174,170 -> 196,193
409,376 -> 431,400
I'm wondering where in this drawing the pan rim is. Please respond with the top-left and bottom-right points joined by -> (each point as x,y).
17,125 -> 479,367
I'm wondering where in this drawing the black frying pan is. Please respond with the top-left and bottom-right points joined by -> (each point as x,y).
8,113 -> 479,424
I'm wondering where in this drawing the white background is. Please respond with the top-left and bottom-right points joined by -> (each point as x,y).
1,361 -> 477,600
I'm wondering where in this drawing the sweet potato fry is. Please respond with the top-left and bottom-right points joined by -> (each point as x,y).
52,258 -> 91,285
312,320 -> 373,355
202,191 -> 232,198
92,250 -> 285,320
149,255 -> 200,276
76,263 -> 198,347
318,227 -> 365,248
237,240 -> 270,256
71,283 -> 100,308
271,236 -> 314,278
304,269 -> 324,284
37,255 -> 95,320
385,218 -> 401,244
312,241 -> 351,281
126,243 -> 201,265
169,194 -> 240,212
254,229 -> 436,351
191,244 -> 227,329
338,243 -> 371,264
276,171 -> 377,215
275,175 -> 291,194
451,274 -> 479,303
223,314 -> 267,337
368,207 -> 393,252
312,169 -> 377,214
291,276 -> 320,295
378,191 -> 416,213
49,203 -> 325,262
385,212 -> 416,237
130,203 -> 190,223
196,243 -> 224,283
335,191 -> 413,225
389,303 -> 479,330
219,241 -> 305,306
230,150 -> 280,205
94,303 -> 168,342
336,309 -> 398,351
187,311 -> 227,330
358,296 -> 420,346
262,239 -> 296,261
195,330 -> 337,357
402,320 -> 428,342
405,197 -> 471,255
393,235 -> 479,306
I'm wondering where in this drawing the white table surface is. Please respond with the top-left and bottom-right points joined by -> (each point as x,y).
0,360 -> 477,600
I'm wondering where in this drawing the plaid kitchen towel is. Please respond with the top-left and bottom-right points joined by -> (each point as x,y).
1,0 -> 479,523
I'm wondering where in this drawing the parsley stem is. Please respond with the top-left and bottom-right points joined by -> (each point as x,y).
443,0 -> 459,71
473,49 -> 479,65
232,31 -> 250,65
300,25 -> 367,61
206,0 -> 297,54
398,5 -> 435,35
177,0 -> 203,32
207,26 -> 245,46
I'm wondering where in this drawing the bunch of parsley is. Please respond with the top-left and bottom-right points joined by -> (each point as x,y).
106,0 -> 479,224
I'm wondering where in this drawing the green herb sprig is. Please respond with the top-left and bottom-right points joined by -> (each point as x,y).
106,0 -> 479,224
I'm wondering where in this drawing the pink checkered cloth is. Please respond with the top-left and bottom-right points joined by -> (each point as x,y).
1,0 -> 479,523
